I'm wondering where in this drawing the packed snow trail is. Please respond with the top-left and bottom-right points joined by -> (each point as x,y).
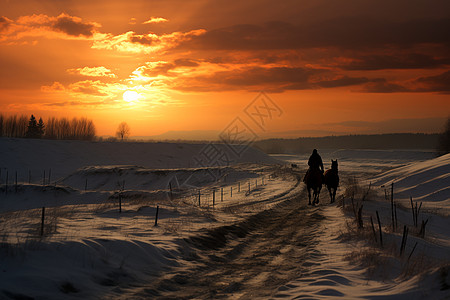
127,185 -> 325,299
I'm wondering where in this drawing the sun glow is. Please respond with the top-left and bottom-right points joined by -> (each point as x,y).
122,90 -> 140,103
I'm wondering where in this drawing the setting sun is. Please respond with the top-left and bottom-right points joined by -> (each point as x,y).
122,90 -> 140,103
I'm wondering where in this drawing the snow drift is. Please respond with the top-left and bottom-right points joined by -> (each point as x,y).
370,153 -> 450,214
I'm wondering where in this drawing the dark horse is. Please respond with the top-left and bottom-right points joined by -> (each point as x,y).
304,168 -> 322,205
324,159 -> 339,203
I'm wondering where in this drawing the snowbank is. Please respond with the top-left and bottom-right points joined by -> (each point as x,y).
370,153 -> 450,214
0,138 -> 280,182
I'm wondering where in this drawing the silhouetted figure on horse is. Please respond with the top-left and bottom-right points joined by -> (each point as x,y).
324,159 -> 339,203
303,149 -> 324,205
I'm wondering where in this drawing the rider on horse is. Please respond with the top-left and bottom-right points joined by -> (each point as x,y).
308,149 -> 324,173
303,149 -> 324,182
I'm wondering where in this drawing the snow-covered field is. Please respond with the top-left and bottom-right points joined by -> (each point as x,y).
0,139 -> 449,299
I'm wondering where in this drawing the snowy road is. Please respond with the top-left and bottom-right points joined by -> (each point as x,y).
127,183 -> 327,299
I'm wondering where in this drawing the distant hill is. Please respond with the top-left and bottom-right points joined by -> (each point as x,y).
253,133 -> 440,154
135,130 -> 222,141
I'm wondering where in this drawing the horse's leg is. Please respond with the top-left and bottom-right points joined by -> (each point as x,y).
314,188 -> 320,205
332,187 -> 337,203
327,186 -> 333,202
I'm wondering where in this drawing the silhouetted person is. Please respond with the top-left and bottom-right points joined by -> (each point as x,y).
303,149 -> 324,182
308,149 -> 324,173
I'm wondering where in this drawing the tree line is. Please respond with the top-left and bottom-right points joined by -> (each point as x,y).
0,114 -> 96,141
253,133 -> 441,154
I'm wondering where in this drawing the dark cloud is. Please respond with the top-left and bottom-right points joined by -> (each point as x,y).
173,66 -> 370,92
172,66 -> 313,92
314,76 -> 369,88
360,72 -> 450,93
415,71 -> 450,92
174,58 -> 199,67
139,62 -> 175,76
69,81 -> 108,96
180,18 -> 450,51
0,16 -> 12,31
130,34 -> 154,45
341,53 -> 450,70
52,14 -> 97,37
361,78 -> 408,93
181,22 -> 298,50
219,66 -> 311,86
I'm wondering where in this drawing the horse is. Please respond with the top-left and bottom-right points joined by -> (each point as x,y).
324,159 -> 339,203
304,168 -> 323,205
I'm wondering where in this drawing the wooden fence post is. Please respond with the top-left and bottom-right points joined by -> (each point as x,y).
400,225 -> 409,256
370,216 -> 377,242
394,203 -> 398,231
154,205 -> 159,226
357,205 -> 363,229
119,193 -> 122,213
417,202 -> 422,227
408,242 -> 418,261
376,211 -> 383,248
419,219 -> 429,238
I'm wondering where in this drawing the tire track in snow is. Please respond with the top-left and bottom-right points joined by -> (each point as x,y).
131,184 -> 327,299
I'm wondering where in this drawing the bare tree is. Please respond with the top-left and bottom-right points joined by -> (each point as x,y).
116,122 -> 130,141
2,114 -> 27,138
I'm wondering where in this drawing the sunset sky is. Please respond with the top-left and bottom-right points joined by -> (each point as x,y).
1,0 -> 449,138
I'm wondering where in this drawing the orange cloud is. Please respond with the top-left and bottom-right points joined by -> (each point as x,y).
68,80 -> 125,97
41,81 -> 65,92
0,16 -> 13,32
142,17 -> 168,24
127,58 -> 370,93
67,66 -> 117,78
92,29 -> 206,53
130,61 -> 175,81
16,13 -> 99,37
0,13 -> 100,43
